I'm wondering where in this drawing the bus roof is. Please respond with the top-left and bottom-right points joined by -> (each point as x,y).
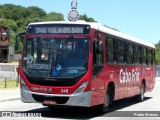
28,21 -> 155,49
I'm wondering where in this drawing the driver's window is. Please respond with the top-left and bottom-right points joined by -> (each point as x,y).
93,40 -> 103,76
93,40 -> 103,65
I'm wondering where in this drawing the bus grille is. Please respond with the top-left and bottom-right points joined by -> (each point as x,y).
25,74 -> 82,86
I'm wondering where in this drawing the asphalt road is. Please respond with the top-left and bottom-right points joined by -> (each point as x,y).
0,80 -> 160,120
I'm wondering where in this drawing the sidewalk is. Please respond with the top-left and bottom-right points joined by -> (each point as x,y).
0,88 -> 20,102
0,77 -> 160,102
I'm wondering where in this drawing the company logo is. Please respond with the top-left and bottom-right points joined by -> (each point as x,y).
31,87 -> 54,94
119,68 -> 140,83
31,87 -> 47,92
48,88 -> 53,94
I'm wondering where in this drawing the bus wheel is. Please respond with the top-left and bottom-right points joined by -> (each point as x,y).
98,93 -> 110,113
136,83 -> 145,102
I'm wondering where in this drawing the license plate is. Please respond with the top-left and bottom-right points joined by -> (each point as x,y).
43,100 -> 57,105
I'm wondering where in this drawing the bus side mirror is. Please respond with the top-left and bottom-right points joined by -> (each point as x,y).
15,36 -> 19,53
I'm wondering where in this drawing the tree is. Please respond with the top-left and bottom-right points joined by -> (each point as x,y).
26,6 -> 46,18
25,6 -> 47,23
46,12 -> 64,21
155,41 -> 160,64
0,4 -> 27,21
80,14 -> 97,22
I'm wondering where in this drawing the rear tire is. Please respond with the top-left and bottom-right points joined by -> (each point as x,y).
136,83 -> 145,102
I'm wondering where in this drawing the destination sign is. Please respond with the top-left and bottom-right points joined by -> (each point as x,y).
27,24 -> 90,34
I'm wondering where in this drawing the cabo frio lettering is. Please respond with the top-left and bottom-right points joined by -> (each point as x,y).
119,68 -> 140,83
31,86 -> 47,92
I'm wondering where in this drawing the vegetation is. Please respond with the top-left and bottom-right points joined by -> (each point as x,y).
79,14 -> 96,22
0,79 -> 19,90
155,41 -> 160,64
0,4 -> 96,53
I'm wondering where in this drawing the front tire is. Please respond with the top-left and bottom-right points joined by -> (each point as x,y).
98,93 -> 110,113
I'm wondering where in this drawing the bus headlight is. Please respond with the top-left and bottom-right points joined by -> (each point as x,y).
73,81 -> 89,95
20,78 -> 30,92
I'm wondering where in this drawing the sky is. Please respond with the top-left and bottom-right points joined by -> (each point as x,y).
0,0 -> 160,44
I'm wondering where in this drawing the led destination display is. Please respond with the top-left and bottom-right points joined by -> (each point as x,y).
27,24 -> 90,34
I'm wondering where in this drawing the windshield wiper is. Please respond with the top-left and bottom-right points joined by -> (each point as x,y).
57,35 -> 73,55
50,35 -> 73,77
55,35 -> 73,64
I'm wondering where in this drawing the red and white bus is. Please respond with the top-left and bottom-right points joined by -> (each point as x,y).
16,21 -> 156,113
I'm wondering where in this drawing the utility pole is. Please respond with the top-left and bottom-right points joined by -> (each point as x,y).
68,0 -> 80,21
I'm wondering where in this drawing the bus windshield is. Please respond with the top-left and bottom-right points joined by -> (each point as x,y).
22,37 -> 89,78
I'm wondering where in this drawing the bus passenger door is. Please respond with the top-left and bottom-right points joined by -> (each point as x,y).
92,34 -> 105,105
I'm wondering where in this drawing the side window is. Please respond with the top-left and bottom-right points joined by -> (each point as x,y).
126,42 -> 134,64
151,49 -> 154,65
113,38 -> 117,63
134,45 -> 141,65
141,47 -> 147,66
117,40 -> 124,64
106,37 -> 114,63
147,48 -> 152,66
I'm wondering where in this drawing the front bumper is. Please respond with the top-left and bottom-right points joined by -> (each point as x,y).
20,88 -> 91,107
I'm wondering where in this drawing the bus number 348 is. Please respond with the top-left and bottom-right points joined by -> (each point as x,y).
61,89 -> 69,93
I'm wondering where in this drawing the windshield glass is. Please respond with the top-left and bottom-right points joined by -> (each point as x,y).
22,37 -> 89,78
